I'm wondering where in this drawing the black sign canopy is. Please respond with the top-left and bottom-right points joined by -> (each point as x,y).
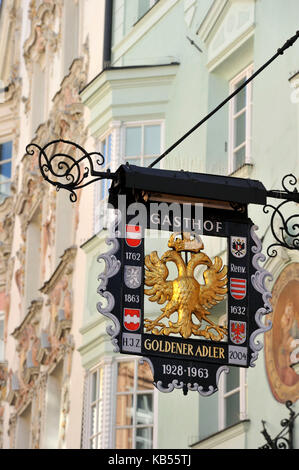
97,165 -> 272,396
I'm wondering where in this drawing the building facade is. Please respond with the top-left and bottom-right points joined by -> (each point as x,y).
79,0 -> 299,450
0,0 -> 106,449
0,0 -> 299,449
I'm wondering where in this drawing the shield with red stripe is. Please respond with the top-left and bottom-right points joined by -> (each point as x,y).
124,308 -> 141,331
230,278 -> 247,300
126,225 -> 142,248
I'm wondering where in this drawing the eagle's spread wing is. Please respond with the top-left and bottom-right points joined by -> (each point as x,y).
198,256 -> 228,310
144,251 -> 173,304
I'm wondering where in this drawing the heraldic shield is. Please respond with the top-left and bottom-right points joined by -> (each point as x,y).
144,232 -> 228,341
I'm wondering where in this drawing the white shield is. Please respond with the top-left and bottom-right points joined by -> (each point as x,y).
124,266 -> 142,289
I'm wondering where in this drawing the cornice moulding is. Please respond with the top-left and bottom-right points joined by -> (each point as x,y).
197,0 -> 255,72
191,419 -> 250,449
80,231 -> 107,253
289,71 -> 299,84
79,315 -> 106,337
81,64 -> 179,137
207,26 -> 254,72
0,195 -> 13,214
196,0 -> 227,41
81,64 -> 179,106
23,2 -> 57,63
11,298 -> 43,340
40,246 -> 77,295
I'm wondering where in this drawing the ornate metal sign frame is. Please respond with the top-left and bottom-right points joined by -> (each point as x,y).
97,194 -> 272,396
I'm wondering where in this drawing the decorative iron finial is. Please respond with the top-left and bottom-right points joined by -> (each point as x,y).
264,174 -> 299,257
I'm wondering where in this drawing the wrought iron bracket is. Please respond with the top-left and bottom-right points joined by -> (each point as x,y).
26,139 -> 116,202
26,140 -> 299,258
259,400 -> 298,449
264,174 -> 299,257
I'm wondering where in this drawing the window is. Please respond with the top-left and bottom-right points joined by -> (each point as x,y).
94,133 -> 112,233
115,359 -> 154,449
124,121 -> 162,168
89,367 -> 104,449
228,65 -> 253,174
0,312 -> 4,362
218,368 -> 247,430
16,402 -> 32,449
0,141 -> 12,201
93,121 -> 163,234
84,359 -> 155,449
43,361 -> 63,449
112,0 -> 160,51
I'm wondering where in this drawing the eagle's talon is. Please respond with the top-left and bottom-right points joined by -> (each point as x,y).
144,319 -> 165,332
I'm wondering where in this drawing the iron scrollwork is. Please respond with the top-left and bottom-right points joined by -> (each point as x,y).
26,139 -> 115,202
27,139 -> 299,259
264,174 -> 299,257
259,400 -> 298,449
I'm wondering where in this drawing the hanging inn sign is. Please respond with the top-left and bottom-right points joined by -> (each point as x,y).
26,139 -> 299,395
25,31 -> 299,396
96,164 -> 273,396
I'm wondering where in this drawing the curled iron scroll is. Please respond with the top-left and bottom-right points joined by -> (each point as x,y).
26,139 -> 115,202
264,174 -> 299,257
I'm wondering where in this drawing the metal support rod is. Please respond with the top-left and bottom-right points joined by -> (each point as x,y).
149,29 -> 299,169
259,401 -> 298,449
267,190 -> 299,202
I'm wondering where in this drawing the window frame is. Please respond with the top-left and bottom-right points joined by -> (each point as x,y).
87,365 -> 105,449
112,357 -> 156,449
0,140 -> 13,200
228,64 -> 253,174
94,130 -> 113,234
137,0 -> 159,22
122,119 -> 164,168
93,120 -> 164,235
218,367 -> 247,431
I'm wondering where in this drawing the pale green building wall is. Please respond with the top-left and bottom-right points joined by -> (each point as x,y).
196,0 -> 299,448
80,0 -> 299,449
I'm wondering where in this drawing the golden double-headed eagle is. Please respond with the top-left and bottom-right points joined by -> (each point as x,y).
144,233 -> 228,341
